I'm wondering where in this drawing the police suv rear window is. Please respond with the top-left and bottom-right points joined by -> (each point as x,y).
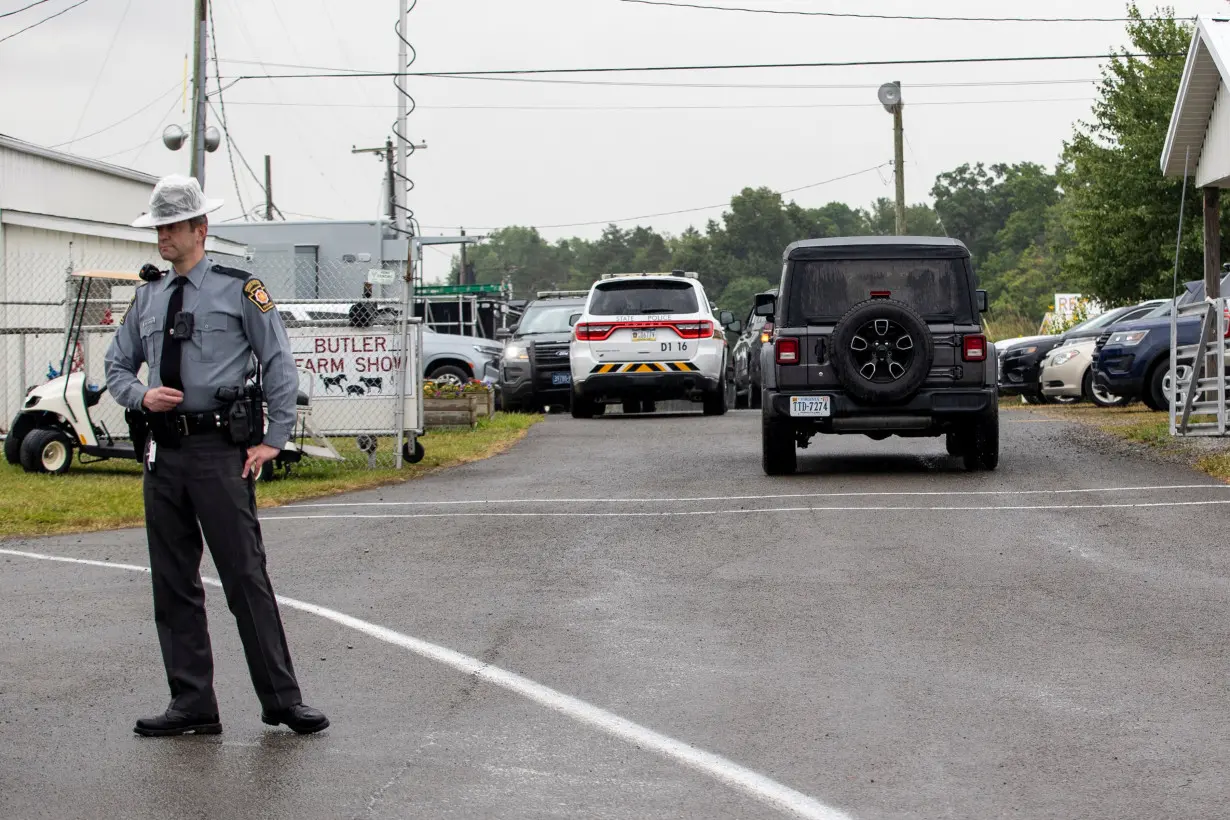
786,258 -> 969,325
589,280 -> 699,316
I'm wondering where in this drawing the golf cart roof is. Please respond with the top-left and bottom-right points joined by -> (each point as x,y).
72,269 -> 144,281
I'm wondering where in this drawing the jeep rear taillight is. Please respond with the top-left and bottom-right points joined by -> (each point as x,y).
775,337 -> 800,365
962,334 -> 987,362
574,323 -> 614,341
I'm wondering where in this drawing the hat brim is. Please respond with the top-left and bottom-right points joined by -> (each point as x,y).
131,198 -> 224,229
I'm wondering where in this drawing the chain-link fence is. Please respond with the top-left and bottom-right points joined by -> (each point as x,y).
0,252 -> 424,471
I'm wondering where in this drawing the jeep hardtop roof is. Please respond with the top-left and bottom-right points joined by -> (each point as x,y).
785,236 -> 972,262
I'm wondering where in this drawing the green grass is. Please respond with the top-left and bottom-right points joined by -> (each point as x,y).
1023,402 -> 1230,483
0,413 -> 541,538
984,311 -> 1039,343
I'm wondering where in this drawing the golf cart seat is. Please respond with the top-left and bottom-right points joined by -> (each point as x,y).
85,384 -> 107,408
297,390 -> 310,407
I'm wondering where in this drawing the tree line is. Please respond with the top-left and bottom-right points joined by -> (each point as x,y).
454,6 -> 1225,326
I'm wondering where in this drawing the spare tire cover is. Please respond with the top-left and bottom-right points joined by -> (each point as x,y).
830,298 -> 935,404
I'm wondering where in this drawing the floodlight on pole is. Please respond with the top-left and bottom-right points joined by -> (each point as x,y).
878,81 -> 906,235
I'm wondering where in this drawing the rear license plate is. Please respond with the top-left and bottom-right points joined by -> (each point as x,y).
551,372 -> 572,386
631,329 -> 657,343
789,396 -> 831,417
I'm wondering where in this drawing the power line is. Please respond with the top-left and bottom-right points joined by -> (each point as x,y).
217,53 -> 1177,83
0,0 -> 54,20
213,59 -> 1099,90
89,91 -> 181,162
207,100 -> 271,207
0,0 -> 92,45
48,82 -> 178,147
220,96 -> 1094,111
532,163 -> 891,230
209,0 -> 248,220
614,0 -> 1177,23
66,0 -> 134,147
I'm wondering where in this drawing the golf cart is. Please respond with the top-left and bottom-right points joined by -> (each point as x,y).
2,268 -> 344,479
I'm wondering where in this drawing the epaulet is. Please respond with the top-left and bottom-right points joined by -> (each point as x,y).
211,264 -> 252,280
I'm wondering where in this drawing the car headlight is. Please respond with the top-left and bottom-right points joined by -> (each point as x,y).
1050,348 -> 1081,367
1108,330 -> 1149,346
502,344 -> 528,361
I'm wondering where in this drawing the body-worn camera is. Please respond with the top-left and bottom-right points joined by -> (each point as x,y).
216,384 -> 265,447
170,311 -> 194,340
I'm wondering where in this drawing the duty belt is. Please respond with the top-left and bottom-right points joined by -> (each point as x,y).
168,410 -> 230,436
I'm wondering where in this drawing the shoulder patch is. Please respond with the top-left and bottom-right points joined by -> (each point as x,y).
243,278 -> 276,313
120,295 -> 137,325
211,264 -> 252,280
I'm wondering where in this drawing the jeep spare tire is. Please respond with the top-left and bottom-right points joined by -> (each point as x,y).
831,298 -> 934,404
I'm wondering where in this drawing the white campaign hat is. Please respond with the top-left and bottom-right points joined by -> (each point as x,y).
131,174 -> 224,228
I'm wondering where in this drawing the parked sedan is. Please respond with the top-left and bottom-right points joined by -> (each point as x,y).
999,299 -> 1168,403
1093,274 -> 1230,410
1040,337 -> 1131,407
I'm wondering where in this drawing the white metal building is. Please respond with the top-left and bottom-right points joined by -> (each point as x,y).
1161,16 -> 1230,187
0,134 -> 243,423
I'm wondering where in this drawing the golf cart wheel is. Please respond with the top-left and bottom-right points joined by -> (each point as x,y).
403,439 -> 425,464
20,428 -> 73,475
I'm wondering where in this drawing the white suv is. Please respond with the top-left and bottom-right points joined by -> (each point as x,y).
569,271 -> 738,417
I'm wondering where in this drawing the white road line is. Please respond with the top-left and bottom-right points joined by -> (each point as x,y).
0,547 -> 852,820
260,498 -> 1230,522
284,484 -> 1230,509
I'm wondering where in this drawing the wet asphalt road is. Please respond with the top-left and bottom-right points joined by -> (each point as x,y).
3,406 -> 1230,820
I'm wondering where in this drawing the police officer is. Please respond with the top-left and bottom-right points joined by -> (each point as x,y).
105,175 -> 328,737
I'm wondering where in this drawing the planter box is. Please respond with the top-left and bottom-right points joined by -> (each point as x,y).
423,393 -> 494,429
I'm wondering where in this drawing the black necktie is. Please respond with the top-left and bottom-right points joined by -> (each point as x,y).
160,277 -> 187,391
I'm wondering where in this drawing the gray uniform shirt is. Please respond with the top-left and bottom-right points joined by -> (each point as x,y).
103,256 -> 298,451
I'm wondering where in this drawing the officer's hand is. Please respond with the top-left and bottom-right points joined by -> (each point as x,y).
142,387 -> 184,413
243,443 -> 280,479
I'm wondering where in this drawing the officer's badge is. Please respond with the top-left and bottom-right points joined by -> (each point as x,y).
244,279 -> 275,313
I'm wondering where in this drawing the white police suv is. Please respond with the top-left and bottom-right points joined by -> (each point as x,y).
569,271 -> 739,418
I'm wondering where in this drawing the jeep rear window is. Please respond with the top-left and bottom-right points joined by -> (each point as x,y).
589,280 -> 699,316
785,258 -> 970,325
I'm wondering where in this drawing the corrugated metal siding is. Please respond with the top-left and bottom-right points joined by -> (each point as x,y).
1197,81 -> 1230,187
0,145 -> 152,224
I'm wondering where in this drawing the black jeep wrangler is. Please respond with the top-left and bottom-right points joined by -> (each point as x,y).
756,237 -> 998,475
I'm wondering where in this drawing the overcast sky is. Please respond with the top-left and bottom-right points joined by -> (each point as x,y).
1,0 -> 1226,282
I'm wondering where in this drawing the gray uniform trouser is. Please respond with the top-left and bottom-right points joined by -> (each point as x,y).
143,431 -> 301,715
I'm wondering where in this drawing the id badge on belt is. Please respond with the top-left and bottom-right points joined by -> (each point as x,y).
145,439 -> 157,472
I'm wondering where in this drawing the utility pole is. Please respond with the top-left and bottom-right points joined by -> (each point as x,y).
459,227 -> 469,285
878,81 -> 906,235
395,0 -> 409,235
893,103 -> 906,236
189,0 -> 209,187
353,136 -> 425,224
264,155 -> 274,220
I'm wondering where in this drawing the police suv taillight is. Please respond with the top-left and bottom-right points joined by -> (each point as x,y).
962,334 -> 987,362
673,320 -> 714,339
574,323 -> 614,341
775,337 -> 800,365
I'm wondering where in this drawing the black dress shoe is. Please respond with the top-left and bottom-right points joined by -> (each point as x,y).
134,709 -> 222,737
261,703 -> 329,735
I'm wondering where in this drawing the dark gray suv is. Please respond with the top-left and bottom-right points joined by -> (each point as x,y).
756,237 -> 998,475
